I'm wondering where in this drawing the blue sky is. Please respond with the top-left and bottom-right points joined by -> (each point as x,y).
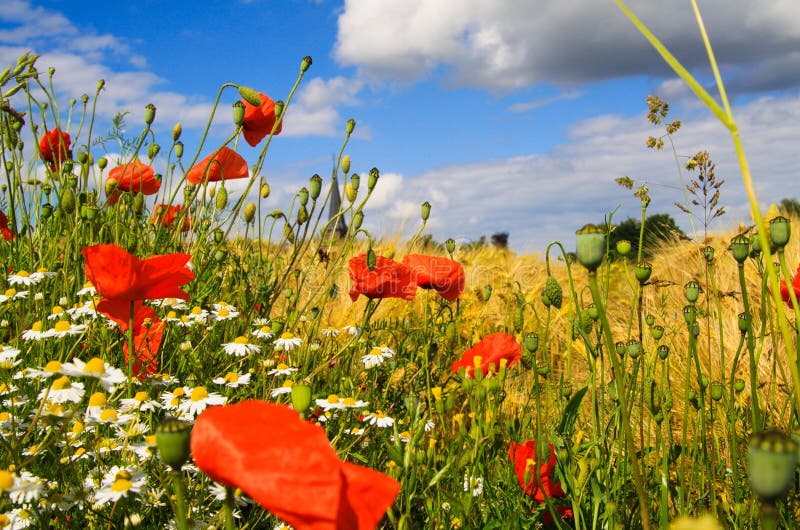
2,0 -> 800,253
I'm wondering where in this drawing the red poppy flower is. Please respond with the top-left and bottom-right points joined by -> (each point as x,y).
152,204 -> 190,232
119,303 -> 163,378
185,147 -> 249,184
509,440 -> 573,523
348,254 -> 416,302
39,128 -> 71,171
0,211 -> 14,241
451,332 -> 521,377
82,244 -> 194,302
106,161 -> 160,205
242,91 -> 282,147
780,265 -> 800,308
402,254 -> 465,301
191,400 -> 400,529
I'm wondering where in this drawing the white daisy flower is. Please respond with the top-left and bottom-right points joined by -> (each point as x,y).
163,310 -> 181,322
273,332 -> 303,351
221,337 -> 261,357
24,359 -> 65,379
3,507 -> 35,528
186,306 -> 209,324
251,325 -> 274,340
30,268 -> 57,282
46,305 -> 68,320
160,387 -> 189,410
464,475 -> 484,497
66,298 -> 101,319
120,391 -> 161,413
342,325 -> 361,336
424,420 -> 436,432
94,467 -> 146,506
251,317 -> 270,326
7,270 -> 41,287
45,320 -> 87,338
87,407 -> 133,426
212,372 -> 252,388
177,315 -> 196,328
0,288 -> 28,303
60,357 -> 127,392
361,345 -> 394,369
315,394 -> 347,411
21,321 -> 47,342
151,297 -> 188,311
75,281 -> 96,297
363,410 -> 394,428
267,363 -> 298,377
274,524 -> 295,530
209,483 -> 252,506
391,430 -> 412,443
0,345 -> 21,369
344,427 -> 366,436
270,380 -> 294,398
7,470 -> 47,504
0,382 -> 16,396
321,327 -> 340,338
38,376 -> 85,404
177,386 -> 226,419
341,397 -> 369,409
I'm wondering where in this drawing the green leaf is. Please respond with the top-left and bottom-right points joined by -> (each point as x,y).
557,385 -> 588,435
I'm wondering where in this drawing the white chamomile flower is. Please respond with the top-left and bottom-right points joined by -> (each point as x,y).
361,345 -> 394,369
344,427 -> 366,436
270,380 -> 294,398
267,363 -> 297,377
273,332 -> 303,351
392,430 -> 412,443
177,315 -> 196,328
221,337 -> 261,357
177,386 -> 226,419
61,357 -> 127,392
0,345 -> 21,369
212,371 -> 252,388
251,317 -> 270,326
186,306 -> 209,324
342,325 -> 361,336
163,310 -> 181,322
31,268 -> 57,282
46,305 -> 68,320
321,327 -> 340,338
363,410 -> 394,428
38,376 -> 85,404
120,391 -> 161,413
0,288 -> 28,303
424,419 -> 436,432
151,297 -> 189,311
7,270 -> 42,287
21,321 -> 47,342
88,407 -> 134,426
24,359 -> 65,379
464,475 -> 484,497
46,320 -> 87,338
251,325 -> 274,340
161,387 -> 188,410
94,467 -> 146,505
76,281 -> 97,297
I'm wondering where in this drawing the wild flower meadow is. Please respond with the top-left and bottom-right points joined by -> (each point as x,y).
0,4 -> 799,529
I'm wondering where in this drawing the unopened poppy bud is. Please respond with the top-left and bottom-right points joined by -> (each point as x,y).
683,305 -> 696,325
147,143 -> 160,160
97,79 -> 105,91
446,238 -> 456,255
155,417 -> 192,471
349,173 -> 360,192
309,174 -> 322,200
575,224 -> 606,271
290,384 -> 312,413
480,285 -> 492,302
232,101 -> 245,126
657,344 -> 669,360
172,123 -> 182,141
237,85 -> 262,107
421,201 -> 431,222
646,380 -> 661,414
213,229 -> 224,243
284,225 -> 295,243
738,312 -> 750,334
684,281 -> 701,303
366,248 -> 377,271
541,276 -> 562,309
588,304 -> 599,321
215,187 -> 228,210
616,239 -> 632,256
105,178 -> 118,197
345,182 -> 357,203
341,155 -> 351,174
244,202 -> 256,223
76,150 -> 89,165
368,167 -> 379,191
731,234 -> 749,264
352,210 -> 364,229
144,103 -> 156,125
274,100 -> 284,120
174,141 -> 184,158
345,118 -> 356,136
301,55 -> 313,73
769,216 -> 791,249
214,249 -> 226,262
132,192 -> 145,214
260,183 -> 271,199
98,157 -> 107,170
298,187 -> 309,206
41,203 -> 53,219
523,332 -> 539,354
635,262 -> 652,284
734,379 -> 746,392
296,205 -> 309,224
748,429 -> 798,502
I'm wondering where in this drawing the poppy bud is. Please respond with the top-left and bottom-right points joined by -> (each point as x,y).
244,202 -> 256,223
366,248 -> 377,271
284,225 -> 295,243
345,182 -> 357,203
147,143 -> 160,160
260,183 -> 270,199
41,203 -> 53,219
237,85 -> 263,107
98,157 -> 107,170
576,224 -> 606,272
275,100 -> 284,120
368,167 -> 379,191
301,55 -> 313,73
513,302 -> 524,333
215,186 -> 228,211
446,238 -> 456,255
174,141 -> 184,158
341,155 -> 351,174
684,281 -> 701,303
748,430 -> 798,502
710,382 -> 724,401
635,262 -> 652,284
699,375 -> 709,390
297,205 -> 309,225
172,123 -> 182,141
291,384 -> 312,413
144,103 -> 156,125
734,379 -> 746,392
352,210 -> 364,229
132,192 -> 145,214
481,285 -> 492,302
738,312 -> 750,334
213,229 -> 224,243
298,187 -> 309,206
731,234 -> 749,264
650,325 -> 664,340
769,216 -> 791,250
588,304 -> 599,321
232,101 -> 245,126
155,417 -> 192,471
421,201 -> 431,222
541,276 -> 562,309
657,344 -> 669,360
309,174 -> 322,200
646,380 -> 661,414
683,305 -> 696,325
97,79 -> 105,91
346,118 -> 356,135
214,249 -> 226,262
616,239 -> 632,256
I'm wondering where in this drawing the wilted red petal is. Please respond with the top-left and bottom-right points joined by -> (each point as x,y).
451,332 -> 521,377
242,91 -> 282,147
402,254 -> 465,301
348,254 -> 416,302
186,147 -> 249,184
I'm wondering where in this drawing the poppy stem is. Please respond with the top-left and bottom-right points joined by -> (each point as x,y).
170,470 -> 189,530
223,487 -> 237,530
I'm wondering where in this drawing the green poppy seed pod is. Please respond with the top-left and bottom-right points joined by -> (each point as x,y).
213,229 -> 224,244
244,202 -> 256,224
710,382 -> 724,401
702,245 -> 715,264
523,332 -> 539,354
301,55 -> 313,72
645,314 -> 655,327
616,239 -> 632,257
64,162 -> 75,176
41,203 -> 53,219
751,230 -> 763,253
290,384 -> 312,413
561,384 -> 573,398
144,103 -> 156,125
328,283 -> 339,299
341,155 -> 351,174
174,141 -> 184,158
147,143 -> 160,160
237,85 -> 262,107
446,238 -> 456,255
352,210 -> 364,229
260,183 -> 271,199
368,167 -> 379,191
309,174 -> 322,200
650,325 -> 664,341
657,344 -> 669,360
586,304 -> 599,321
298,187 -> 309,206
734,379 -> 746,392
344,182 -> 357,203
82,205 -> 99,221
575,224 -> 606,272
748,430 -> 799,502
98,157 -> 108,170
536,362 -> 550,377
635,262 -> 652,284
481,285 -> 493,302
214,249 -> 226,262
738,312 -> 750,334
155,417 -> 192,471
421,201 -> 431,222
232,101 -> 245,126
132,192 -> 145,214
77,151 -> 89,165
683,305 -> 696,325
626,340 -> 642,359
346,118 -> 356,135
215,186 -> 228,210
731,234 -> 750,264
699,375 -> 709,390
366,248 -> 377,271
684,281 -> 701,303
297,204 -> 309,225
615,341 -> 626,356
542,276 -> 562,309
172,122 -> 182,141
104,179 -> 118,199
769,216 -> 791,250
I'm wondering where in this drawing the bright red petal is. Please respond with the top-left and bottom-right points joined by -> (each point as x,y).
186,147 -> 249,184
338,462 -> 400,529
82,244 -> 140,300
138,253 -> 194,300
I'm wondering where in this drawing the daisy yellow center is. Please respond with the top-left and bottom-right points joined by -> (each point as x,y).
73,447 -> 86,458
342,397 -> 359,406
400,430 -> 411,439
37,268 -> 48,273
145,434 -> 157,445
373,411 -> 386,418
326,394 -> 340,403
276,363 -> 289,371
281,380 -> 294,388
72,422 -> 84,434
84,357 -> 106,373
217,308 -> 230,316
111,478 -> 133,492
369,347 -> 383,356
166,311 -> 177,319
47,404 -> 64,415
280,332 -> 294,340
233,336 -> 249,344
0,412 -> 9,422
83,281 -> 93,288
16,271 -> 29,277
52,376 -> 71,390
190,387 -> 209,401
100,409 -> 118,422
172,388 -> 186,397
51,306 -> 64,314
44,359 -> 61,372
54,321 -> 72,333
223,372 -> 239,383
0,514 -> 8,525
133,391 -> 149,402
0,383 -> 7,393
0,470 -> 13,491
260,326 -> 270,333
88,392 -> 107,407
180,315 -> 191,323
32,321 -> 44,332
4,289 -> 15,297
217,301 -> 228,307
191,306 -> 203,315
115,470 -> 132,481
